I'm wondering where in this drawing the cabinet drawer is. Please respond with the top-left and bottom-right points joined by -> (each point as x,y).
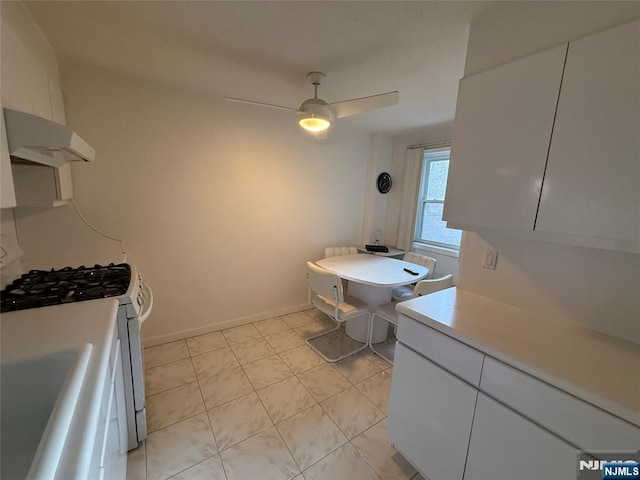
397,315 -> 484,385
481,357 -> 640,451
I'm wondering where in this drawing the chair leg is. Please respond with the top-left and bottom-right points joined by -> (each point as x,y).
368,313 -> 394,365
305,314 -> 370,363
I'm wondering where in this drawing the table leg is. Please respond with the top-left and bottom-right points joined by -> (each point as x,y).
346,283 -> 392,344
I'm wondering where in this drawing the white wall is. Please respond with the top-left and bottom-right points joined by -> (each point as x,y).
457,2 -> 640,343
385,123 -> 459,279
361,132 -> 394,245
59,62 -> 371,344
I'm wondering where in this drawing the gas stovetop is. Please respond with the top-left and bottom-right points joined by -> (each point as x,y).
1,263 -> 131,313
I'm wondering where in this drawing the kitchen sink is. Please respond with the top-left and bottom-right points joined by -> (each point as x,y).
1,343 -> 92,480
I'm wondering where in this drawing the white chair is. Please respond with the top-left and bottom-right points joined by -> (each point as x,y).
324,246 -> 358,291
391,252 -> 438,301
324,246 -> 358,258
305,261 -> 370,362
369,274 -> 455,364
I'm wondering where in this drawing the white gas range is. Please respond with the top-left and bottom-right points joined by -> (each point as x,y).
1,259 -> 153,451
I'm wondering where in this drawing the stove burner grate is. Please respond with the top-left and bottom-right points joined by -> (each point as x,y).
1,263 -> 131,313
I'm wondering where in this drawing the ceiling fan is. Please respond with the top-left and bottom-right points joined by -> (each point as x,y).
225,72 -> 399,136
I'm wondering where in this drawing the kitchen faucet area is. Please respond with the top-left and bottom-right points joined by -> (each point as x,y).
0,1 -> 638,480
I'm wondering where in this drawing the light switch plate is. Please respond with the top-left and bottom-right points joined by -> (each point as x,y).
482,249 -> 498,270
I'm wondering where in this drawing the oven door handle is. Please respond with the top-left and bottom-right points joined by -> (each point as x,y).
138,282 -> 154,324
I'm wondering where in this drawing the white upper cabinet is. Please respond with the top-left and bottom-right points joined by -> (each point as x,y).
443,45 -> 567,230
445,19 -> 640,252
1,105 -> 17,209
535,20 -> 639,243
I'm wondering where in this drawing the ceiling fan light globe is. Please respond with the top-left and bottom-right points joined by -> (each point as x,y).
298,101 -> 332,132
299,116 -> 331,132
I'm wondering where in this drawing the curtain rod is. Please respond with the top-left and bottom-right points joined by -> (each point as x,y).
407,140 -> 452,150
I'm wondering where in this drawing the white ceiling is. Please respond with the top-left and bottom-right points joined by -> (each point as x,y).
26,1 -> 492,134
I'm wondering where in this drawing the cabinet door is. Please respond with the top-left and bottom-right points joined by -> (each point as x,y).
388,343 -> 478,480
464,394 -> 578,480
536,20 -> 639,243
443,45 -> 566,231
1,106 -> 17,208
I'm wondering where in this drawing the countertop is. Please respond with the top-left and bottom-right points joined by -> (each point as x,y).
397,287 -> 640,427
1,299 -> 119,479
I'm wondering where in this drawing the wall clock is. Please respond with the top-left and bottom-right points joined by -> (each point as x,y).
377,172 -> 392,194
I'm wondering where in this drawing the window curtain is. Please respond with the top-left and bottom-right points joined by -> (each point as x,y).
396,146 -> 424,251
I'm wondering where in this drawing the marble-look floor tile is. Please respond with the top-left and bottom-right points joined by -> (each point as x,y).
296,364 -> 352,402
275,404 -> 347,470
199,365 -> 253,410
301,443 -> 378,480
220,426 -> 300,480
320,387 -> 385,439
333,353 -> 380,383
208,392 -> 273,450
281,311 -> 316,328
304,308 -> 332,323
308,331 -> 364,361
186,331 -> 228,356
373,340 -> 396,364
256,376 -> 316,423
264,329 -> 305,353
243,355 -> 293,390
230,337 -> 276,365
352,418 -> 416,480
126,440 -> 146,480
253,317 -> 291,336
146,413 -> 217,480
144,340 -> 189,369
169,455 -> 226,480
191,347 -> 239,379
146,382 -> 205,433
279,345 -> 325,374
355,369 -> 393,414
293,321 -> 336,340
145,358 -> 197,396
362,348 -> 394,370
222,323 -> 262,345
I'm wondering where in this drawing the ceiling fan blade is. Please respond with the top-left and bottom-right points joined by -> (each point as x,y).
224,97 -> 298,113
328,91 -> 399,119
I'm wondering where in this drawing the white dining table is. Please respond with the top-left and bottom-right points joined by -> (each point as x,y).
315,254 -> 429,343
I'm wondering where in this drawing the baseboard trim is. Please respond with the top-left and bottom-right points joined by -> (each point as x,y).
142,302 -> 313,348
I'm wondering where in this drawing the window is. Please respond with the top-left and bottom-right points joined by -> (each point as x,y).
414,147 -> 462,249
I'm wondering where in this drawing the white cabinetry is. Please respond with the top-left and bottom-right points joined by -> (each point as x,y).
388,343 -> 478,480
444,45 -> 566,231
1,12 -> 74,208
464,394 -> 578,480
1,105 -> 17,208
535,20 -> 639,243
388,309 -> 640,480
89,337 -> 128,480
444,19 -> 640,252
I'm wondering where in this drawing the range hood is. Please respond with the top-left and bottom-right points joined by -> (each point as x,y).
3,108 -> 95,167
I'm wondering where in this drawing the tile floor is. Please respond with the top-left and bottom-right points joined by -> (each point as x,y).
127,309 -> 423,480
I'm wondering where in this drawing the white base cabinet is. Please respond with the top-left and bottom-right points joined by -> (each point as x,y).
464,394 -> 578,480
388,314 -> 640,480
388,343 -> 478,480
